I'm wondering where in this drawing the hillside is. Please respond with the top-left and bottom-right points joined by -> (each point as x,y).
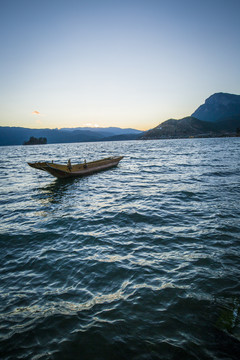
140,117 -> 218,140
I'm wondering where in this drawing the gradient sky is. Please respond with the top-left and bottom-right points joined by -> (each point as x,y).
1,0 -> 240,130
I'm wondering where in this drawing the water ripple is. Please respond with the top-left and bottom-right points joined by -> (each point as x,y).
0,139 -> 240,359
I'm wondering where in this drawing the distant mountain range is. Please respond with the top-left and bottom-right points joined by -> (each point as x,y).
140,92 -> 240,140
1,92 -> 240,145
0,126 -> 142,146
60,126 -> 141,136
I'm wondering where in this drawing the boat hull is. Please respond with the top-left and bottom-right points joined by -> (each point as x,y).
28,156 -> 123,179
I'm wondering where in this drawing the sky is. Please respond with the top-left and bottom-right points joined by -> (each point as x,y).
1,0 -> 240,131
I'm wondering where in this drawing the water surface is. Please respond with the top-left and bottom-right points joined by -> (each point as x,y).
0,138 -> 240,359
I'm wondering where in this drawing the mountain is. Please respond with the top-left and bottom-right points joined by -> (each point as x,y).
0,127 -> 102,146
0,126 -> 143,146
140,117 -> 218,139
191,92 -> 240,122
140,92 -> 240,140
1,93 -> 240,145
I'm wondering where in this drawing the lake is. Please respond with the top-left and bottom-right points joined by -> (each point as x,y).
0,138 -> 240,360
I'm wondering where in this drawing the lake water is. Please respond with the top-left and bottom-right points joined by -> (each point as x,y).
0,138 -> 240,360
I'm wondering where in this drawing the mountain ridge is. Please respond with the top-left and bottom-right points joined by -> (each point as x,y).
1,92 -> 240,145
60,126 -> 141,135
0,126 -> 143,146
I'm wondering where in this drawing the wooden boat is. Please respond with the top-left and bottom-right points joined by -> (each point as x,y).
28,156 -> 123,179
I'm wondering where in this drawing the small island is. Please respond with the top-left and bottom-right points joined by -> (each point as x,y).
23,136 -> 47,145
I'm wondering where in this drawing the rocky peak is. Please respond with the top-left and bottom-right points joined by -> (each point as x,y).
206,92 -> 240,105
192,92 -> 240,122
